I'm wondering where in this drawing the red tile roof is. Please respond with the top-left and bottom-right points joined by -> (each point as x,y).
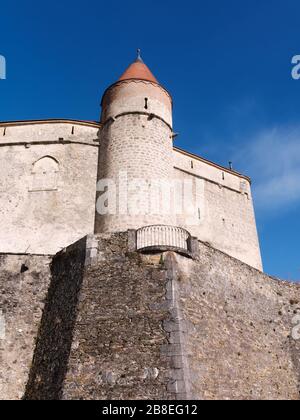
118,52 -> 158,83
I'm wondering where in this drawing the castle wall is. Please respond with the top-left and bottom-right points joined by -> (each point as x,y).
0,122 -> 99,254
174,147 -> 251,192
173,244 -> 300,400
20,231 -> 300,400
24,237 -> 88,400
173,148 -> 262,270
0,120 -> 262,270
25,234 -> 174,400
0,229 -> 297,401
0,254 -> 51,400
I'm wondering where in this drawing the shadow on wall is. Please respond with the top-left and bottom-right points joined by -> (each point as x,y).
23,237 -> 88,400
93,127 -> 102,233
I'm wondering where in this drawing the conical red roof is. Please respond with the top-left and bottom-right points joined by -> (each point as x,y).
118,50 -> 158,84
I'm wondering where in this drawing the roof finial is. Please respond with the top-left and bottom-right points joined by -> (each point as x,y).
136,48 -> 143,63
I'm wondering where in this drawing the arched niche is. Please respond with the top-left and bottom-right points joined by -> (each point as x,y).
30,156 -> 60,192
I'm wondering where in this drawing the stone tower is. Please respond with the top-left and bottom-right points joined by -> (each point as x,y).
95,50 -> 176,233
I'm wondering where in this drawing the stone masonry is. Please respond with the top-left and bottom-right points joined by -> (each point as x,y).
0,254 -> 51,399
2,230 -> 295,400
95,77 -> 176,233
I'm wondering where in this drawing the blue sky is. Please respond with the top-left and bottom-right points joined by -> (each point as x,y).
0,0 -> 299,281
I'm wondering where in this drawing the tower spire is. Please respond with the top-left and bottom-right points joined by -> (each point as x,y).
136,48 -> 143,63
117,50 -> 158,83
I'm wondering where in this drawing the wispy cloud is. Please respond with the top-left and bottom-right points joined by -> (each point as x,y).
235,125 -> 300,212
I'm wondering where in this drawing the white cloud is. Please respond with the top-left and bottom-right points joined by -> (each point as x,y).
235,125 -> 300,212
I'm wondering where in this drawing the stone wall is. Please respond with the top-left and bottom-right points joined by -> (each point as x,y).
20,231 -> 300,400
24,237 -> 88,400
0,121 -> 99,255
173,148 -> 262,270
173,243 -> 300,400
0,254 -> 51,400
95,112 -> 176,233
101,80 -> 173,127
24,233 -> 176,400
62,234 -> 173,400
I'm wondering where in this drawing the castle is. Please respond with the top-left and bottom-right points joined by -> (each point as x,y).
0,51 -> 262,270
0,52 -> 299,400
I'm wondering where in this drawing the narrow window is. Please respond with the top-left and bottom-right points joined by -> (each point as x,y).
191,161 -> 194,169
20,264 -> 29,273
144,98 -> 148,110
222,172 -> 225,180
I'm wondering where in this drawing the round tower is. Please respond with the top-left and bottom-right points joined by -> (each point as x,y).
95,50 -> 176,233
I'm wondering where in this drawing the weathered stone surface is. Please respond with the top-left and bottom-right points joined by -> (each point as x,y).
0,254 -> 51,400
173,152 -> 262,270
24,237 -> 88,400
95,113 -> 176,233
2,231 -> 298,400
174,242 -> 300,400
0,121 -> 99,255
24,233 -> 174,400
